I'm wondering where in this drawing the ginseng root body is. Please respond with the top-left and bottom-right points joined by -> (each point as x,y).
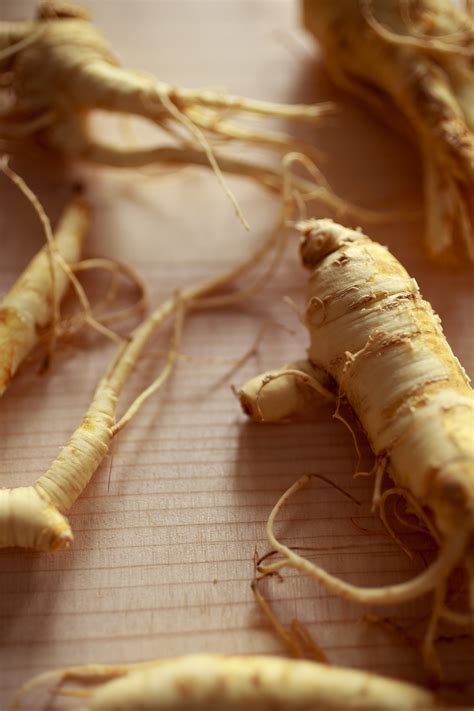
0,1 -> 333,210
12,654 -> 437,710
298,219 -> 474,543
0,190 -> 88,397
302,0 -> 474,264
239,218 -> 474,666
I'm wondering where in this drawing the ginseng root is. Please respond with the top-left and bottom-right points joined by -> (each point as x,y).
0,1 -> 337,224
302,0 -> 474,264
11,653 -> 437,710
0,184 -> 88,397
0,199 -> 292,551
239,218 -> 474,670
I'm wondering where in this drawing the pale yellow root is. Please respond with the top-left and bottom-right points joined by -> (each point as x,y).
11,653 -> 437,710
0,203 -> 290,551
241,217 -> 474,670
0,2 -> 337,228
239,359 -> 335,423
0,185 -> 88,397
303,0 -> 474,264
297,218 -> 474,545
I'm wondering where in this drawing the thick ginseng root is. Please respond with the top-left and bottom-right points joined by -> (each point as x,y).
302,0 -> 474,264
12,654 -> 437,710
240,218 -> 474,669
298,219 -> 474,544
0,188 -> 88,397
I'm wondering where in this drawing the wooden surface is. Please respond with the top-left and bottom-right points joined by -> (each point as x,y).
0,1 -> 473,708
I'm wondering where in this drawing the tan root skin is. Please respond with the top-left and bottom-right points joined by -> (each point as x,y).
0,191 -> 88,397
240,219 -> 473,664
302,0 -> 474,264
14,654 -> 437,710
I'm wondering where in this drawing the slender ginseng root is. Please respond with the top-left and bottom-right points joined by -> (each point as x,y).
0,183 -> 88,397
0,142 -> 359,551
0,161 -> 149,392
11,654 -> 437,710
0,183 -> 296,551
0,1 -> 338,226
302,0 -> 474,264
239,218 -> 474,671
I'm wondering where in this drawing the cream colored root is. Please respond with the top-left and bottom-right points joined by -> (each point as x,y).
0,297 -> 188,550
261,475 -> 469,606
1,158 -> 62,363
1,8 -> 401,231
111,298 -> 185,435
160,83 -> 336,122
0,184 -> 88,396
0,209 -> 291,551
0,8 -> 336,228
11,663 -> 136,709
0,161 -> 127,348
12,654 -> 437,710
239,361 -> 335,423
